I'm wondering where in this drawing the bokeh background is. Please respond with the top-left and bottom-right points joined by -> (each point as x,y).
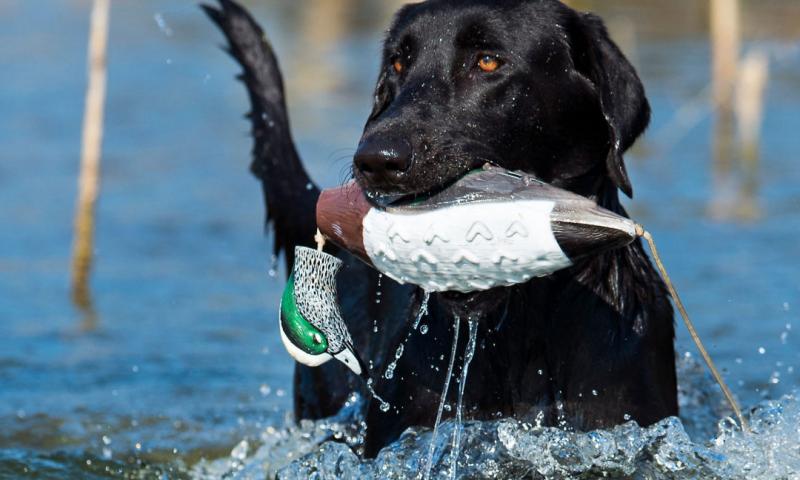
1,0 -> 799,476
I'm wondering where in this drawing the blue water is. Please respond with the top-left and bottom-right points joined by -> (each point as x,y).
1,1 -> 799,477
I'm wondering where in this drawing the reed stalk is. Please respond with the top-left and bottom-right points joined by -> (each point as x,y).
71,0 -> 110,314
709,0 -> 740,216
735,51 -> 769,220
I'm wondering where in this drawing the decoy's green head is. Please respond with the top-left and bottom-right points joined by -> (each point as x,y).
279,274 -> 331,366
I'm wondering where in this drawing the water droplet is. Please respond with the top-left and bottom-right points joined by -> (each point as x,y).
231,440 -> 249,461
420,324 -> 429,335
102,435 -> 111,445
758,347 -> 766,354
153,13 -> 173,36
268,254 -> 278,278
259,384 -> 271,396
592,389 -> 598,396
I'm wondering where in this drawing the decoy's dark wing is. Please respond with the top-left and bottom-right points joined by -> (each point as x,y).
203,0 -> 320,270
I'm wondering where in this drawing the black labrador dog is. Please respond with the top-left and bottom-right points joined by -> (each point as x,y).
206,0 -> 677,457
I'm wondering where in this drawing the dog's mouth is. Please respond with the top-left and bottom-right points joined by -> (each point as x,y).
360,160 -> 496,208
363,176 -> 463,208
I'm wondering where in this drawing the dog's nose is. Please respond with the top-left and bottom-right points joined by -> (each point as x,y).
354,138 -> 413,184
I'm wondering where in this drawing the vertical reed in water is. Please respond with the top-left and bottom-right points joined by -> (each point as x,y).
71,0 -> 110,315
710,0 -> 740,214
735,51 -> 769,220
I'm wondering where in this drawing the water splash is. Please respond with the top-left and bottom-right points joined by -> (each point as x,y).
192,357 -> 800,479
191,394 -> 366,480
448,319 -> 478,480
423,314 -> 461,480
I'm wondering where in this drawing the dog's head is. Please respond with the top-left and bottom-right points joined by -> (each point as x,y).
353,0 -> 649,205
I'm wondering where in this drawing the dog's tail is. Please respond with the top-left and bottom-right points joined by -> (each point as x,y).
203,0 -> 319,269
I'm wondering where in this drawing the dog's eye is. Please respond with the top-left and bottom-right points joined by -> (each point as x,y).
477,55 -> 502,73
392,59 -> 404,74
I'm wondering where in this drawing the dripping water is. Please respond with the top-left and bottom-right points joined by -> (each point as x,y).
373,275 -> 385,333
412,291 -> 431,329
384,344 -> 403,380
375,274 -> 383,304
384,291 -> 431,380
366,378 -> 390,413
370,291 -> 432,415
422,314 -> 460,480
449,319 -> 478,480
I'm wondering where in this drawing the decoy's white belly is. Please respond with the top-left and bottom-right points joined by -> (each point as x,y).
362,200 -> 572,293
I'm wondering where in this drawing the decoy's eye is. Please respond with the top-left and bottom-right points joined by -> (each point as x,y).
477,54 -> 502,73
312,333 -> 323,344
392,58 -> 404,74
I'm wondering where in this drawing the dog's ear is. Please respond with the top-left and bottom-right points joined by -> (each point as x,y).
570,13 -> 650,198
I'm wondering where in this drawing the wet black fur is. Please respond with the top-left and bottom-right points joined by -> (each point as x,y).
205,0 -> 677,458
